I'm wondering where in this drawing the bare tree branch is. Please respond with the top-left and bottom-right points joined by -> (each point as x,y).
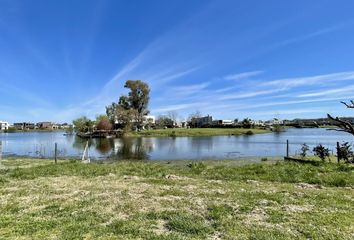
340,100 -> 354,108
327,113 -> 354,135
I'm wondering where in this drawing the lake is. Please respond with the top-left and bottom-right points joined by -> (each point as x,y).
0,128 -> 353,160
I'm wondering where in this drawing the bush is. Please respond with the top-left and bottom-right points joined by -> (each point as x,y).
300,143 -> 310,159
245,130 -> 254,135
337,142 -> 354,163
313,144 -> 330,161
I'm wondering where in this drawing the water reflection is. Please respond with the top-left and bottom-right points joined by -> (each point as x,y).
72,137 -> 152,160
1,128 -> 353,160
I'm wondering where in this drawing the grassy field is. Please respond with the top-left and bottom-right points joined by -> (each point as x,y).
0,158 -> 353,239
129,128 -> 270,137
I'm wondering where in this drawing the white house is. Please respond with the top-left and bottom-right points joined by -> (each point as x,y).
143,115 -> 156,124
0,121 -> 9,130
265,118 -> 283,126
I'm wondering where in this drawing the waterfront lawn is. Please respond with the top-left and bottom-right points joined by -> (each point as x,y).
0,159 -> 353,239
130,127 -> 270,137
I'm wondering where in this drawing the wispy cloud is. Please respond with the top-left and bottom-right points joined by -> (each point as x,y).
298,85 -> 354,98
224,71 -> 263,81
219,89 -> 283,100
263,71 -> 354,89
274,22 -> 353,47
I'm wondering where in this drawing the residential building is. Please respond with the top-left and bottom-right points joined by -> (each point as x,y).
265,118 -> 284,126
13,122 -> 35,130
143,115 -> 156,125
189,115 -> 213,128
212,119 -> 234,126
36,122 -> 58,129
0,121 -> 9,130
250,120 -> 265,126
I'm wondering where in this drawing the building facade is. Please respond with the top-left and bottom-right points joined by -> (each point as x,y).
0,121 -> 9,130
13,122 -> 35,130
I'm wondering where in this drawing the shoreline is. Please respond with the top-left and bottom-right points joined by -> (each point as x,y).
126,127 -> 271,137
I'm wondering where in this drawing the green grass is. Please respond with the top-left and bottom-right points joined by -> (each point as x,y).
0,158 -> 353,239
129,127 -> 270,137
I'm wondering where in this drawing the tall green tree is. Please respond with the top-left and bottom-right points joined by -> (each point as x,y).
73,116 -> 94,133
106,80 -> 150,130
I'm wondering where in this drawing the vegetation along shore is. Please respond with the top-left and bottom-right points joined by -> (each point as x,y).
0,158 -> 353,239
128,128 -> 270,137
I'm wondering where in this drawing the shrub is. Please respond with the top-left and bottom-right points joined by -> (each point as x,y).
300,143 -> 310,159
337,142 -> 354,164
313,144 -> 330,161
245,130 -> 254,135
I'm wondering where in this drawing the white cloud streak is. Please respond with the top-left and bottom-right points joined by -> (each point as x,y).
224,71 -> 263,81
263,71 -> 354,88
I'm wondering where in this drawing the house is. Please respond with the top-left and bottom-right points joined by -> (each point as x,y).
0,121 -> 9,130
13,122 -> 35,130
265,118 -> 283,126
143,115 -> 156,125
37,122 -> 58,129
212,119 -> 234,126
250,120 -> 265,126
189,115 -> 213,128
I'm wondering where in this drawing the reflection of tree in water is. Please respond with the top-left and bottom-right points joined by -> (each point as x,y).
72,137 -> 94,150
110,137 -> 153,160
73,136 -> 153,160
191,137 -> 214,154
95,138 -> 113,155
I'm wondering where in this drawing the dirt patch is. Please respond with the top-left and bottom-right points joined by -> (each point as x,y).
283,204 -> 313,213
296,183 -> 325,189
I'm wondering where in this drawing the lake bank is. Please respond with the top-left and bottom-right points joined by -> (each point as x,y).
127,127 -> 271,137
0,158 -> 353,239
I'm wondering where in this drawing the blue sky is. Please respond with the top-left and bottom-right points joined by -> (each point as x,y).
1,0 -> 354,123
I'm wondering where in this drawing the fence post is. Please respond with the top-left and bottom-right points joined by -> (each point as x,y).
336,141 -> 340,164
54,143 -> 57,164
286,139 -> 289,157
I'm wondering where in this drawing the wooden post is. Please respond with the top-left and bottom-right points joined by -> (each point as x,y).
54,143 -> 57,164
286,139 -> 289,157
336,141 -> 340,164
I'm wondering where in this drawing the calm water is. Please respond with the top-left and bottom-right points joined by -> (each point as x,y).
0,128 -> 353,160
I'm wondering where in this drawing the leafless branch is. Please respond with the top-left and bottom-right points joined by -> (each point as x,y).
341,100 -> 354,108
327,113 -> 354,135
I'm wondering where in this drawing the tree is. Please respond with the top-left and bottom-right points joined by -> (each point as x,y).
96,115 -> 112,131
327,100 -> 354,135
167,111 -> 178,126
124,80 -> 150,125
187,110 -> 202,122
73,116 -> 94,133
106,102 -> 118,124
156,116 -> 174,128
105,80 -> 150,130
242,118 -> 252,128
